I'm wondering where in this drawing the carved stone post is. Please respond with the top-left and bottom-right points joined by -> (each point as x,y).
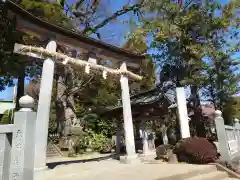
234,118 -> 240,142
160,124 -> 168,145
140,119 -> 148,154
120,62 -> 137,163
9,95 -> 36,180
235,118 -> 240,127
34,40 -> 57,170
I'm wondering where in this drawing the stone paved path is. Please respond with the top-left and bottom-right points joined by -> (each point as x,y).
34,159 -> 222,180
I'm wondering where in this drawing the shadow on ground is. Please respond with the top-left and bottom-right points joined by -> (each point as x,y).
47,153 -> 118,169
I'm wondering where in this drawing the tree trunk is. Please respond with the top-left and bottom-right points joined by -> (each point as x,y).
55,50 -> 90,149
191,85 -> 206,137
55,66 -> 67,137
55,65 -> 81,149
16,64 -> 25,110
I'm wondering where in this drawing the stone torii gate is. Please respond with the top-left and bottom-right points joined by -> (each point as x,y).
14,43 -> 142,167
3,0 -> 145,170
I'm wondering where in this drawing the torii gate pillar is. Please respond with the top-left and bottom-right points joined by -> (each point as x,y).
119,62 -> 138,163
176,87 -> 190,138
34,40 -> 57,171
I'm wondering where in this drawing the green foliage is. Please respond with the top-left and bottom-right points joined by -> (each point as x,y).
73,130 -> 113,153
83,113 -> 117,137
222,96 -> 240,123
202,46 -> 239,123
128,0 -> 239,86
82,74 -> 120,107
0,3 -> 21,90
123,32 -> 155,93
73,74 -> 120,139
20,0 -> 71,28
88,130 -> 108,152
127,0 -> 239,127
73,133 -> 90,152
0,110 -> 13,124
232,97 -> 240,118
0,0 -> 71,90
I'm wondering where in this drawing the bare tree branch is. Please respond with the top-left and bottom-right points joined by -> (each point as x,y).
183,0 -> 195,11
75,0 -> 85,10
82,1 -> 145,34
88,0 -> 100,14
67,75 -> 94,95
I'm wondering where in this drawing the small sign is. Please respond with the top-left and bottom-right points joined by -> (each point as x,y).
228,140 -> 239,155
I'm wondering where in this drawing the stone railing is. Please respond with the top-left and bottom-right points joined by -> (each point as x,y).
214,110 -> 240,162
0,95 -> 36,180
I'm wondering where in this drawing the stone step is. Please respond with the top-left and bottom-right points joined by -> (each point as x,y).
48,150 -> 58,153
47,152 -> 59,155
186,171 -> 228,180
47,141 -> 62,158
47,150 -> 57,153
47,154 -> 60,157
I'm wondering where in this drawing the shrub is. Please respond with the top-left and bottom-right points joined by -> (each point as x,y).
89,131 -> 108,151
100,139 -> 114,154
83,113 -> 117,137
73,130 -> 111,153
173,137 -> 218,164
155,144 -> 178,162
156,144 -> 174,160
73,133 -> 89,153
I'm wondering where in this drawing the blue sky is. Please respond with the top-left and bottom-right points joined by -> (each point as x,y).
0,88 -> 14,101
0,0 -> 239,100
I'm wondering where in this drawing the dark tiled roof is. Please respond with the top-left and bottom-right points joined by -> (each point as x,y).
105,88 -> 163,112
130,89 -> 163,105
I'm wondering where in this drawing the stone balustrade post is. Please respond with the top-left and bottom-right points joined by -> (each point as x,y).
140,119 -> 148,154
234,118 -> 240,129
9,95 -> 36,180
234,118 -> 240,149
160,124 -> 168,145
214,110 -> 230,162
